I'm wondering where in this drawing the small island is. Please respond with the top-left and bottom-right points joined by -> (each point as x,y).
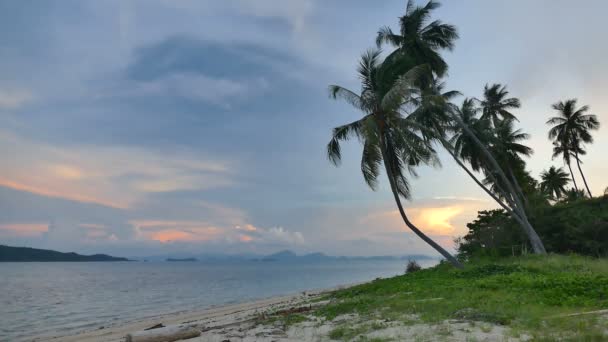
166,257 -> 198,262
0,245 -> 129,262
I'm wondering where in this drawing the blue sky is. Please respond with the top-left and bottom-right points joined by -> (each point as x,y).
1,0 -> 607,257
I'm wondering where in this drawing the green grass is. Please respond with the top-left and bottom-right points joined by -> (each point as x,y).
316,255 -> 608,340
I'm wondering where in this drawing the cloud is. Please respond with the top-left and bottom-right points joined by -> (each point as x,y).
0,131 -> 235,208
0,88 -> 32,109
231,0 -> 314,32
0,223 -> 48,237
125,72 -> 269,108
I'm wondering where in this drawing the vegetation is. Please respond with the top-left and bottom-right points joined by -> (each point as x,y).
548,99 -> 600,197
326,0 -> 602,263
317,255 -> 608,340
0,245 -> 129,262
316,0 -> 606,339
540,166 -> 570,200
457,196 -> 608,258
327,0 -> 462,267
405,260 -> 422,273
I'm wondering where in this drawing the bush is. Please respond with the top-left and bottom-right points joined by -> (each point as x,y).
405,260 -> 422,273
457,197 -> 608,258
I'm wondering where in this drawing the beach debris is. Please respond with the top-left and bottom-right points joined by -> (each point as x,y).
125,324 -> 201,342
144,323 -> 165,330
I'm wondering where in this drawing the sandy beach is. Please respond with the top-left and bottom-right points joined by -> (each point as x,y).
33,282 -> 523,342
33,287 -> 338,342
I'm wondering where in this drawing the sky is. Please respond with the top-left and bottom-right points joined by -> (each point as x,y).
1,0 -> 607,258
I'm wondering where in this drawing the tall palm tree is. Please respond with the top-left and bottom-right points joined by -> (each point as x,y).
376,0 -> 458,77
489,120 -> 534,205
327,49 -> 462,268
548,99 -> 600,197
540,166 -> 570,200
551,140 -> 581,191
479,83 -> 521,127
449,99 -> 546,254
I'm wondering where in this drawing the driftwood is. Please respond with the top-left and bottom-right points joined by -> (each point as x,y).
125,324 -> 201,342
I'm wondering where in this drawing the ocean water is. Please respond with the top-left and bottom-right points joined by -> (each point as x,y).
0,259 -> 436,341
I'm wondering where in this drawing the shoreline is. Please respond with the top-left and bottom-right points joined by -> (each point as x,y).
33,283 -> 354,342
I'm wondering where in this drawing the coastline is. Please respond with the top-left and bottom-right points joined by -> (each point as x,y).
33,284 -> 352,342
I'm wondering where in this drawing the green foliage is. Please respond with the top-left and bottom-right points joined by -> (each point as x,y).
318,255 -> 608,339
456,210 -> 527,258
540,166 -> 570,199
458,197 -> 608,258
406,260 -> 422,273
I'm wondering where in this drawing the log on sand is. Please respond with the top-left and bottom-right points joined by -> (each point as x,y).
126,324 -> 201,342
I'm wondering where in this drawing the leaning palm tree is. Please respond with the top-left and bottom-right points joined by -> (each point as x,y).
479,83 -> 521,127
327,49 -> 462,268
548,99 -> 599,197
376,0 -> 458,77
449,99 -> 546,254
488,119 -> 534,206
540,166 -> 570,200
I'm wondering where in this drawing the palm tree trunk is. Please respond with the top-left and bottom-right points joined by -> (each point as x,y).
566,161 -> 579,191
380,138 -> 463,268
439,138 -> 523,221
448,112 -> 546,254
507,167 -> 529,209
574,151 -> 592,197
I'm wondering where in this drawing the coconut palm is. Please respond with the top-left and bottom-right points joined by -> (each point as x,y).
489,120 -> 534,204
540,166 -> 570,200
479,83 -> 521,127
326,49 -> 462,268
451,99 -> 493,173
548,99 -> 600,197
551,140 -> 579,191
376,0 -> 458,77
449,99 -> 546,254
562,188 -> 587,203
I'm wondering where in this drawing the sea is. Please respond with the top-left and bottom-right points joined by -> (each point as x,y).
0,258 -> 437,341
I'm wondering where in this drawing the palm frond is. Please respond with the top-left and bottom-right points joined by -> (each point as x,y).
328,85 -> 364,111
327,118 -> 367,166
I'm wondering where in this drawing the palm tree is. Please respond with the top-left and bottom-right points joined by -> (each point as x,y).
489,120 -> 534,206
449,98 -> 546,254
376,0 -> 458,77
562,188 -> 587,203
551,140 -> 580,191
548,99 -> 600,197
540,166 -> 570,200
327,49 -> 462,268
479,83 -> 521,127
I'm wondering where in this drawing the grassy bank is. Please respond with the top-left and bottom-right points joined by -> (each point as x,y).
271,255 -> 608,341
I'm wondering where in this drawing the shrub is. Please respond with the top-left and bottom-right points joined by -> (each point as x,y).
457,197 -> 608,258
405,260 -> 422,273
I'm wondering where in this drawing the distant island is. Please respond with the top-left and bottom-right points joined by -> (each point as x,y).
252,250 -> 437,262
135,250 -> 437,262
166,257 -> 198,262
0,245 -> 129,262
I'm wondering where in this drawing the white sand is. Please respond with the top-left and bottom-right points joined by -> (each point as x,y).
34,284 -> 525,342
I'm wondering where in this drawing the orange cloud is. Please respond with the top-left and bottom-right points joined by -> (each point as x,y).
150,230 -> 194,243
48,164 -> 84,180
133,220 -> 224,243
236,224 -> 257,232
360,205 -> 471,237
409,207 -> 464,235
239,234 -> 254,242
0,178 -> 125,209
0,223 -> 48,237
